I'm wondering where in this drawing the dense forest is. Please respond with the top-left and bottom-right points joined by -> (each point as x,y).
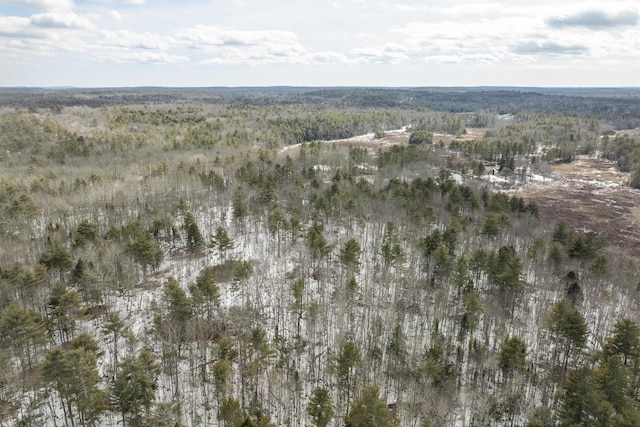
1,87 -> 640,426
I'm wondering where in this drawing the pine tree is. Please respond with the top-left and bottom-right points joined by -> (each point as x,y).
73,219 -> 98,247
126,229 -> 164,277
190,266 -> 220,321
211,358 -> 233,402
499,336 -> 527,378
183,211 -> 203,253
546,300 -> 589,374
101,312 -> 126,373
48,282 -> 88,342
381,221 -> 405,269
557,366 -> 599,426
39,238 -> 73,280
605,318 -> 640,366
345,385 -> 399,427
112,348 -> 159,426
267,203 -> 288,255
161,277 -> 193,356
307,387 -> 334,427
339,238 -> 361,274
218,396 -> 243,427
210,226 -> 235,261
307,224 -> 331,265
595,355 -> 629,412
0,303 -> 47,372
335,340 -> 361,412
41,341 -> 106,427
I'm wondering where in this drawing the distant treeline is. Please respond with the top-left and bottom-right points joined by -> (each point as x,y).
2,87 -> 640,128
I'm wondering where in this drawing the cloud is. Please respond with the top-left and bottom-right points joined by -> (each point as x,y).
99,30 -> 173,50
512,40 -> 589,55
547,9 -> 639,29
100,51 -> 188,64
179,25 -> 308,65
108,11 -> 124,20
307,51 -> 352,64
382,3 -> 435,13
4,0 -> 74,12
439,2 -> 511,18
0,16 -> 38,37
351,44 -> 410,64
179,26 -> 299,49
31,12 -> 95,29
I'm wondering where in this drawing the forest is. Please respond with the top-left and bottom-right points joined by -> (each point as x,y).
1,87 -> 640,426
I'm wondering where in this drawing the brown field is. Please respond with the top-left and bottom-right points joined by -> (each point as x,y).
518,157 -> 640,259
323,127 -> 485,150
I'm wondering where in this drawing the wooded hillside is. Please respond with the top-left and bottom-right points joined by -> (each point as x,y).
1,88 -> 640,427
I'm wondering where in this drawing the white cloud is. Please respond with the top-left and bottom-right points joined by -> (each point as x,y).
31,12 -> 95,29
547,8 -> 639,29
99,29 -> 173,50
108,10 -> 124,20
100,51 -> 188,64
179,26 -> 299,49
438,2 -> 511,18
4,0 -> 74,12
0,16 -> 36,37
512,40 -> 589,55
382,3 -> 435,13
351,43 -> 411,64
307,51 -> 353,64
179,25 -> 308,65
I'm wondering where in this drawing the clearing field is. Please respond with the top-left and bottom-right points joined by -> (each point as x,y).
518,157 -> 640,259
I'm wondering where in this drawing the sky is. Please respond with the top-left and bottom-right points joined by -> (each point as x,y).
0,0 -> 639,87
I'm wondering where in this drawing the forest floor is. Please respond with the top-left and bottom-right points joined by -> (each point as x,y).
518,156 -> 640,260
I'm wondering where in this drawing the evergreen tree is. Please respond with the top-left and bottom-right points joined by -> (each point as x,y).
73,219 -> 98,247
605,318 -> 640,367
552,220 -> 574,248
161,277 -> 193,356
183,211 -> 203,253
232,189 -> 248,221
345,385 -> 399,427
335,340 -> 361,412
210,226 -> 235,261
112,348 -> 159,426
381,221 -> 405,268
48,282 -> 88,342
339,238 -> 361,274
218,396 -> 243,427
267,203 -> 288,255
499,336 -> 527,377
190,266 -> 220,321
595,355 -> 630,412
0,303 -> 47,371
307,224 -> 331,264
556,366 -> 599,426
547,300 -> 589,373
39,238 -> 73,280
41,342 -> 106,427
101,312 -> 126,373
307,387 -> 334,427
126,230 -> 164,277
211,358 -> 233,402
